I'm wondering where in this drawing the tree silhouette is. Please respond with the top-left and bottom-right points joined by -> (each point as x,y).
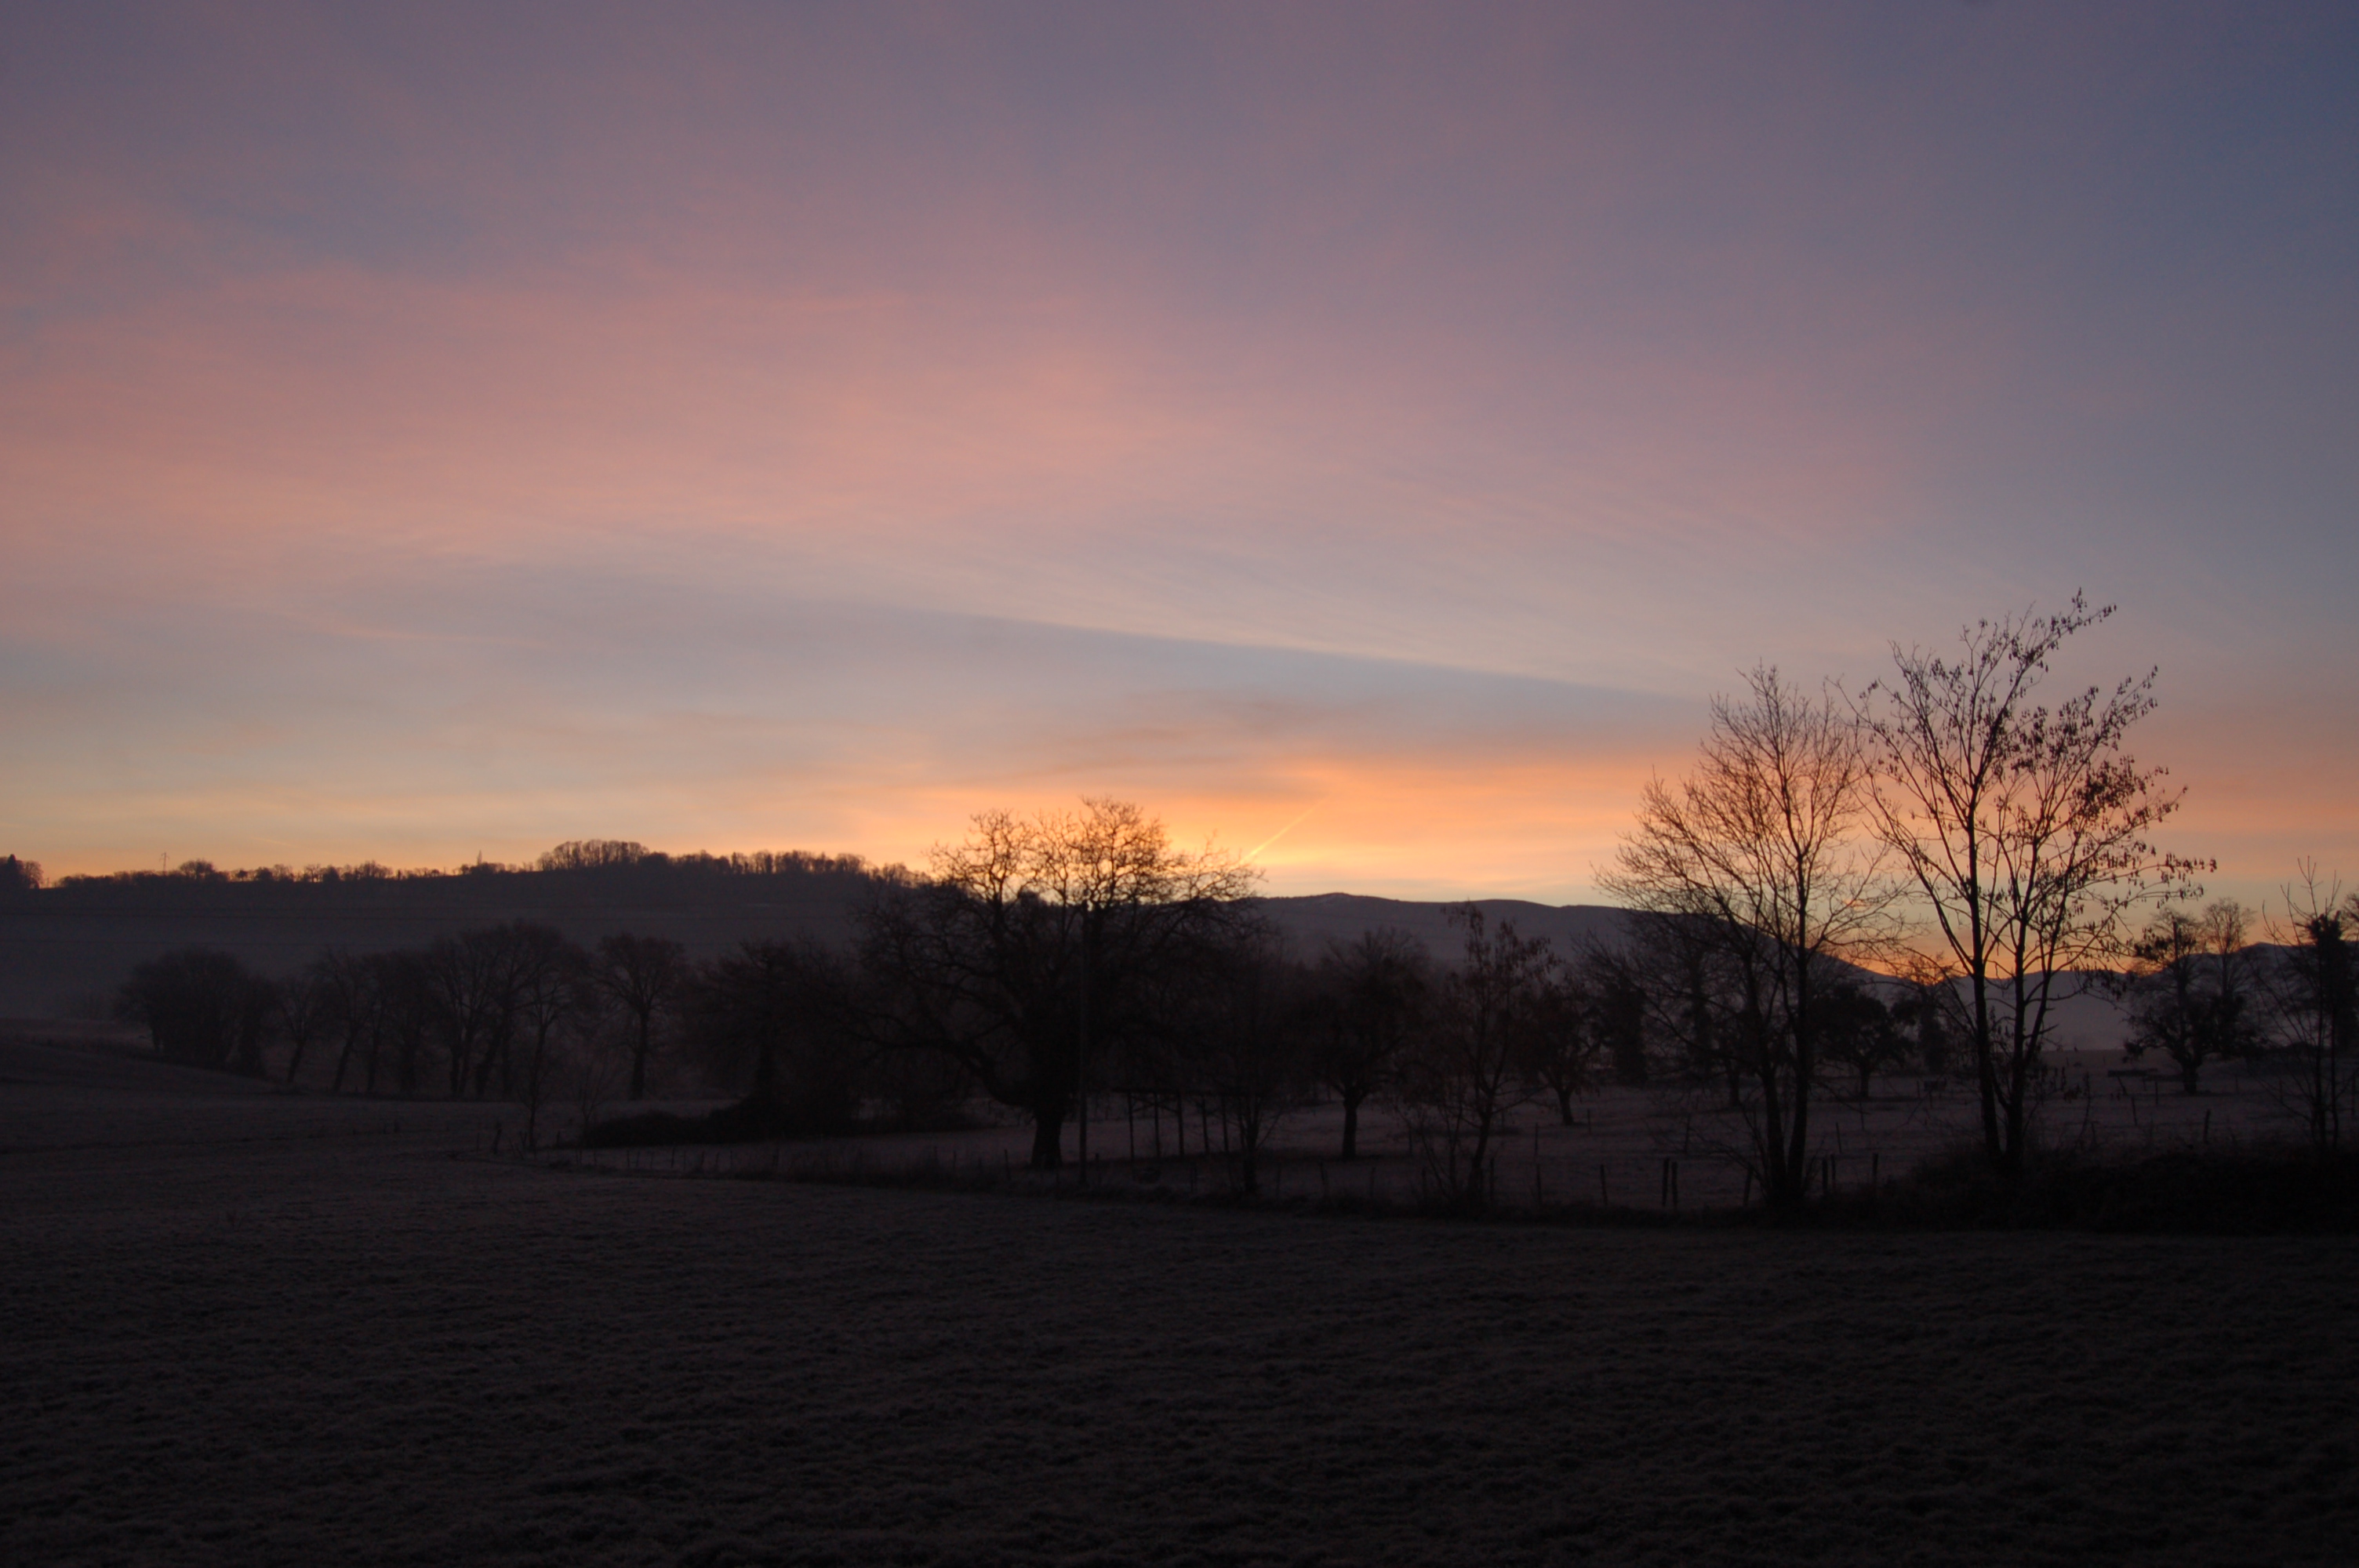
1311,927 -> 1430,1159
587,932 -> 689,1101
2120,901 -> 2259,1094
1606,666 -> 1895,1207
862,799 -> 1255,1170
688,938 -> 862,1134
1391,905 -> 1550,1209
1816,982 -> 1912,1101
1167,925 -> 1311,1194
2266,865 -> 2357,1153
1857,595 -> 2201,1174
1521,966 -> 1604,1126
507,925 -> 587,1148
114,947 -> 274,1074
272,963 -> 337,1085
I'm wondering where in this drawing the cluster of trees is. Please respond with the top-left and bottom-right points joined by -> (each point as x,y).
1592,596 -> 2190,1205
2114,871 -> 2359,1152
854,800 -> 1676,1205
1603,593 -> 2359,1198
51,842 -> 903,890
2269,871 -> 2359,1155
81,596 -> 2359,1197
117,925 -> 698,1151
99,804 -> 1627,1203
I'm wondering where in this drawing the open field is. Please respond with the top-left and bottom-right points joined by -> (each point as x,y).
5,1040 -> 2357,1566
561,1049 -> 2301,1218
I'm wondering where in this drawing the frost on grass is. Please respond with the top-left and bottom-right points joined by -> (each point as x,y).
3,1040 -> 2355,1566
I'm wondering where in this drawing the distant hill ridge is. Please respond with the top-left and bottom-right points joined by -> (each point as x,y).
0,850 -> 2128,1054
0,846 -> 901,1016
0,844 -> 1631,1018
1256,893 -> 1629,956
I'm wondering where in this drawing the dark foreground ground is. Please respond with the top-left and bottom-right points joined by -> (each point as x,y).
4,1044 -> 2356,1566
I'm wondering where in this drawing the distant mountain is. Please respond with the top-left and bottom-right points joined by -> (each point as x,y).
1253,893 -> 1628,958
0,866 -> 2130,1054
0,871 -> 1630,1018
0,858 -> 890,1016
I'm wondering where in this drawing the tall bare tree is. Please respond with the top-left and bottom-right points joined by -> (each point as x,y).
1521,967 -> 1604,1126
313,948 -> 379,1094
507,926 -> 587,1149
422,927 -> 511,1098
2266,864 -> 2357,1154
1605,666 -> 1894,1207
1856,595 -> 2201,1174
1169,925 -> 1311,1194
272,964 -> 337,1085
587,932 -> 689,1101
1390,905 -> 1551,1209
1312,927 -> 1430,1159
2120,900 -> 2259,1094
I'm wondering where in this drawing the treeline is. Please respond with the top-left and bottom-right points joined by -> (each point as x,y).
2110,877 -> 2359,1152
1597,592 -> 2357,1205
10,840 -> 907,895
67,595 -> 2359,1209
96,796 -> 2358,1207
98,802 -> 1939,1207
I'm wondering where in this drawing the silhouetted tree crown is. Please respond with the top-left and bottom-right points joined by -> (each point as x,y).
1855,593 -> 2203,1175
114,947 -> 274,1075
860,799 -> 1257,1170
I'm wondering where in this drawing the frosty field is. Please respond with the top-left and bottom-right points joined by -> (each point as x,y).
5,1040 -> 2356,1566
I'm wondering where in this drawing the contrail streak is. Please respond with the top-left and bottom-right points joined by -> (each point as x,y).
1244,807 -> 1316,862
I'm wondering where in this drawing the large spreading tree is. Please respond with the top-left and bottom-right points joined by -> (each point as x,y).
861,799 -> 1256,1169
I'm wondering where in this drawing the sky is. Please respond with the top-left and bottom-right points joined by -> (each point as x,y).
2,1 -> 2354,906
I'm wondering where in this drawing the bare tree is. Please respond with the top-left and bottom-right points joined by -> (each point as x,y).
1522,967 -> 1604,1126
1816,982 -> 1912,1101
1605,666 -> 1895,1207
508,927 -> 587,1150
689,938 -> 864,1134
1391,905 -> 1550,1209
313,949 -> 379,1094
587,932 -> 689,1101
1171,925 -> 1311,1194
422,927 -> 516,1098
1856,595 -> 2202,1174
2265,864 -> 2358,1154
1890,951 -> 1962,1080
1576,942 -> 1652,1087
272,963 -> 338,1085
862,800 -> 1255,1169
2119,900 -> 2260,1094
1311,927 -> 1430,1158
369,949 -> 434,1097
569,1014 -> 630,1143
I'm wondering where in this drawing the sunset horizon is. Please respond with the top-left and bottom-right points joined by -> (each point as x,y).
7,5 -> 2354,914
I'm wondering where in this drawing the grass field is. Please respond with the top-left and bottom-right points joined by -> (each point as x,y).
5,1039 -> 2355,1566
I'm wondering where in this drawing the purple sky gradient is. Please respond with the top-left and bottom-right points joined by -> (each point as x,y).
3,2 -> 2354,903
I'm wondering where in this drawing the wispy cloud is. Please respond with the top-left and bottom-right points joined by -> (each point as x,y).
2,3 -> 2352,902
